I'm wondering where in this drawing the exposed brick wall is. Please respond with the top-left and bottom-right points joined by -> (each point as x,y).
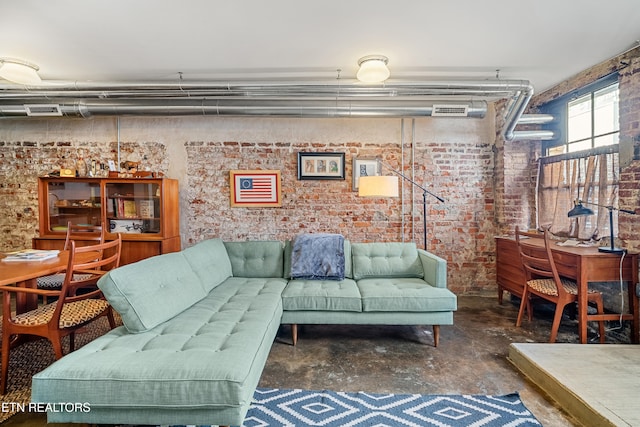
618,55 -> 640,252
0,134 -> 169,251
0,116 -> 500,295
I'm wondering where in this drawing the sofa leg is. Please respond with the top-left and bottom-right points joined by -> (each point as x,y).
433,325 -> 440,347
291,324 -> 298,346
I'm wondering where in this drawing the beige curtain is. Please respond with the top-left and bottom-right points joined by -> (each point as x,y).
537,148 -> 619,240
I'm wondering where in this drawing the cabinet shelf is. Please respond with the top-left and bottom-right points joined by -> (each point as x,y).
35,176 -> 180,265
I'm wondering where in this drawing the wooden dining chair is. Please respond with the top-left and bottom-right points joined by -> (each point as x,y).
0,234 -> 121,394
37,222 -> 104,303
514,226 -> 606,343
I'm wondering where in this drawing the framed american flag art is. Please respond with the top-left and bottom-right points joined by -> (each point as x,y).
229,170 -> 282,207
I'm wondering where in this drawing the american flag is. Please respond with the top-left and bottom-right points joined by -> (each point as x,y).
236,175 -> 277,201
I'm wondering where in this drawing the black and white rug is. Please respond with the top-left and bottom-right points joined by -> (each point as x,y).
175,387 -> 542,427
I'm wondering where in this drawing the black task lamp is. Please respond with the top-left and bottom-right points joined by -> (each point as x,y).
567,199 -> 637,254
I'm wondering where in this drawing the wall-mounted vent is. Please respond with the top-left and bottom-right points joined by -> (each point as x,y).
24,104 -> 62,116
431,104 -> 469,117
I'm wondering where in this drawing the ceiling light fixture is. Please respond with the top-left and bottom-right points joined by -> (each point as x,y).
356,55 -> 390,83
0,58 -> 42,85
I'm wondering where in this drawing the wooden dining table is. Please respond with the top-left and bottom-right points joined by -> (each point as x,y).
0,250 -> 74,313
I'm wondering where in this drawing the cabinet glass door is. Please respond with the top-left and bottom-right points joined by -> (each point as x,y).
46,179 -> 102,233
105,181 -> 161,235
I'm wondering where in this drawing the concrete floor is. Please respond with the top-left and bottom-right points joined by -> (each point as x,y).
4,295 -> 633,426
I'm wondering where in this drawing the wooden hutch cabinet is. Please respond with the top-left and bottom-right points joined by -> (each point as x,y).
33,176 -> 181,266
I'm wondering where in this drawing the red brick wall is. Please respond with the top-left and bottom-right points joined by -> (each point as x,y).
618,56 -> 640,251
183,118 -> 498,295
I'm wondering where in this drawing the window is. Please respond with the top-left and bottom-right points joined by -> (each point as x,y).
537,75 -> 620,241
543,74 -> 619,156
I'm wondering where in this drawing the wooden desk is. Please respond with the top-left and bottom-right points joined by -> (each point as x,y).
495,236 -> 639,344
0,251 -> 73,313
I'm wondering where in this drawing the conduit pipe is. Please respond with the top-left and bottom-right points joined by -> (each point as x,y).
0,99 -> 488,118
0,78 -> 549,140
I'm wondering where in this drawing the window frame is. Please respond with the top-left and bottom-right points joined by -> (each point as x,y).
540,73 -> 619,156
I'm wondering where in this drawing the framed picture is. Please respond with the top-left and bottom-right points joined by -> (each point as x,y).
230,170 -> 282,207
352,157 -> 381,191
297,152 -> 345,180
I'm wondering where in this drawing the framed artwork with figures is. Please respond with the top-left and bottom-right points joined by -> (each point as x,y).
352,157 -> 381,191
297,152 -> 345,180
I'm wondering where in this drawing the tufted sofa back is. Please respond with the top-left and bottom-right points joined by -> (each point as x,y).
351,242 -> 424,280
223,241 -> 284,278
98,238 -> 232,333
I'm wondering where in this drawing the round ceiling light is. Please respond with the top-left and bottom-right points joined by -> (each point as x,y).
0,58 -> 42,85
356,55 -> 390,83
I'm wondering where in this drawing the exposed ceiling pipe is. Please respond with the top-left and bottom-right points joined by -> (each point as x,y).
0,78 -> 544,139
517,114 -> 554,125
510,130 -> 555,140
0,99 -> 488,118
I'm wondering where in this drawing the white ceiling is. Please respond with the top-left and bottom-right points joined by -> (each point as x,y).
1,0 -> 639,94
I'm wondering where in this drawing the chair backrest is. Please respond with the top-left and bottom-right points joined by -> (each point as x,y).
57,234 -> 122,304
515,226 -> 568,298
62,222 -> 105,251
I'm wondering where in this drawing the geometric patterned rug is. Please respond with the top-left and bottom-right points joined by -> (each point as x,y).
171,387 -> 542,427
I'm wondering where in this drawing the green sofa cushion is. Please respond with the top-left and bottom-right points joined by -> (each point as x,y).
282,278 -> 362,312
224,241 -> 284,278
98,252 -> 208,333
351,242 -> 424,280
184,238 -> 233,293
357,278 -> 458,312
33,277 -> 287,426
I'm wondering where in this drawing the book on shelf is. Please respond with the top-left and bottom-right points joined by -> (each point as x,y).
112,198 -> 139,218
123,200 -> 137,218
138,199 -> 154,218
2,249 -> 60,262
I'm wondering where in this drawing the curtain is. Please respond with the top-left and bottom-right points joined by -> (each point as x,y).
537,147 -> 619,241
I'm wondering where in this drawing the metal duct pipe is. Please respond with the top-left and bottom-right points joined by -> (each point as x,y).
0,99 -> 488,118
510,130 -> 555,140
501,84 -> 534,141
0,79 -> 532,135
0,79 -> 532,100
517,114 -> 554,124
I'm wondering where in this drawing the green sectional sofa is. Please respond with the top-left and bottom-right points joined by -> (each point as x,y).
31,237 -> 456,426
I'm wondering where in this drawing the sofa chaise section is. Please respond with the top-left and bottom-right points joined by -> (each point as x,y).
32,239 -> 288,426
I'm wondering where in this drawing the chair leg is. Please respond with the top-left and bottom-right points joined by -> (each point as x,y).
433,325 -> 440,347
594,296 -> 606,344
1,331 -> 11,394
106,307 -> 116,329
50,335 -> 64,359
549,302 -> 568,343
69,332 -> 76,352
516,287 -> 529,327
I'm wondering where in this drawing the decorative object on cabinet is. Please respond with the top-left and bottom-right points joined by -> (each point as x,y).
297,152 -> 345,180
34,177 -> 180,266
229,170 -> 282,207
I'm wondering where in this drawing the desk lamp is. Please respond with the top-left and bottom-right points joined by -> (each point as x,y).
358,159 -> 444,250
567,199 -> 637,254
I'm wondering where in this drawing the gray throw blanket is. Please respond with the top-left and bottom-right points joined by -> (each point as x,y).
290,233 -> 345,280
